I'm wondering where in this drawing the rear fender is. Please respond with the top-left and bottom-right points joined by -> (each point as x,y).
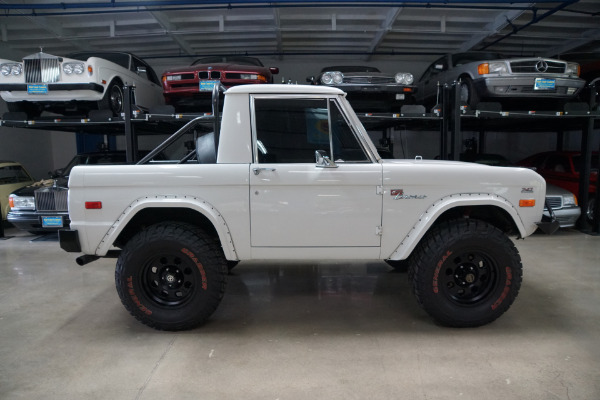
94,194 -> 238,260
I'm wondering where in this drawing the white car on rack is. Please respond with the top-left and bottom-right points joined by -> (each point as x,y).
0,51 -> 164,118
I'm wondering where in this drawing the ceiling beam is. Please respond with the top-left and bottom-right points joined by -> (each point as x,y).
365,7 -> 402,61
542,28 -> 600,56
458,6 -> 528,52
148,10 -> 195,56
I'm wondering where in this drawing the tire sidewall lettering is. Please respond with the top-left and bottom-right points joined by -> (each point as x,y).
127,276 -> 153,315
433,250 -> 453,294
180,247 -> 208,290
491,266 -> 512,311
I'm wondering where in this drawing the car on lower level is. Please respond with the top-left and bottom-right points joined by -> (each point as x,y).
461,152 -> 581,227
307,65 -> 416,112
7,151 -> 129,233
1,160 -> 35,221
417,52 -> 585,110
517,151 -> 597,224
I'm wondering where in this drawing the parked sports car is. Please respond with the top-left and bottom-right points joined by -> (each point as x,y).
517,151 -> 598,223
0,51 -> 164,118
307,65 -> 416,112
1,160 -> 35,221
162,56 -> 279,111
417,52 -> 585,110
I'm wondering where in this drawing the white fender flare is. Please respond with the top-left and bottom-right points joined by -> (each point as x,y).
387,193 -> 526,261
95,194 -> 238,260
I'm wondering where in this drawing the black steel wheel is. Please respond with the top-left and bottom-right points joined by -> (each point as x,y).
115,222 -> 227,331
409,218 -> 522,327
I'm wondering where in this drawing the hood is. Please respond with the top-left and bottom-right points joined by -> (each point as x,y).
164,62 -> 271,74
10,177 -> 68,197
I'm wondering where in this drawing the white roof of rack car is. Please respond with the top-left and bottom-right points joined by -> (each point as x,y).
225,84 -> 344,96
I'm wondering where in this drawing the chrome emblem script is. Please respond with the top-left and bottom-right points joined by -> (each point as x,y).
535,60 -> 548,73
391,189 -> 427,200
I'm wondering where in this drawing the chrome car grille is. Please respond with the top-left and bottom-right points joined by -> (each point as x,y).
344,76 -> 393,84
35,188 -> 68,212
509,60 -> 565,74
545,196 -> 563,210
24,56 -> 60,83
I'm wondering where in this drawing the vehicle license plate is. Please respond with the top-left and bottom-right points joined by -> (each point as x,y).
42,216 -> 63,228
199,80 -> 218,92
27,84 -> 48,94
534,78 -> 555,90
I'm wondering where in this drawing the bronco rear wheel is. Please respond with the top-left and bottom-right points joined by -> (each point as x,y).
115,222 -> 227,331
408,218 -> 522,327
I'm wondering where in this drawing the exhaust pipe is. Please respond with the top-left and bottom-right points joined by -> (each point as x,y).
76,254 -> 100,266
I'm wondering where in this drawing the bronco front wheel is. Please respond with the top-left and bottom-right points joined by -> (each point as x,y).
409,218 -> 522,327
115,222 -> 227,331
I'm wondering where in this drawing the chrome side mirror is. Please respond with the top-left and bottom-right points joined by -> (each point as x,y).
315,150 -> 338,168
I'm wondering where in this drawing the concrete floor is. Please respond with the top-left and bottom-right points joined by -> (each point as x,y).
1,225 -> 599,400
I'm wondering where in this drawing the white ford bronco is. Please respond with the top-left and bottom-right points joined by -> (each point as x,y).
60,84 -> 553,330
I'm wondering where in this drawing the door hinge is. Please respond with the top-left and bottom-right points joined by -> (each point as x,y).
376,185 -> 383,195
375,226 -> 383,236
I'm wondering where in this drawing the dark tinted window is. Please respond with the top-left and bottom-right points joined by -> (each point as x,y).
192,56 -> 264,67
253,98 -> 368,164
0,165 -> 32,184
321,66 -> 381,73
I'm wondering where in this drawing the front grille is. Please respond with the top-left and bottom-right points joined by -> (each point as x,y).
509,60 -> 565,74
344,76 -> 393,84
545,196 -> 563,210
35,187 -> 68,212
23,54 -> 60,83
199,71 -> 221,79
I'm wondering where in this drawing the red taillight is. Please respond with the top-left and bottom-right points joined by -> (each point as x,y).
85,201 -> 102,209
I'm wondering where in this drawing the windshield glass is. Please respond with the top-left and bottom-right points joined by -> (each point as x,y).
192,56 -> 264,67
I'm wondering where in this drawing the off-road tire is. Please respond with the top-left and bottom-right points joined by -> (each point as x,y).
115,222 -> 228,331
408,218 -> 522,327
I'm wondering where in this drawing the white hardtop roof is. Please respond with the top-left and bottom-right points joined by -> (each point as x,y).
225,84 -> 344,96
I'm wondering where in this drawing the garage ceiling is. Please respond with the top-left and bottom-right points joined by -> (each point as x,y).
0,0 -> 598,65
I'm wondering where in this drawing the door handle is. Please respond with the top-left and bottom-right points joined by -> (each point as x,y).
253,167 -> 276,175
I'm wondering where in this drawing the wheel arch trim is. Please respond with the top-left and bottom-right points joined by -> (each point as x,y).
386,193 -> 526,261
94,194 -> 238,260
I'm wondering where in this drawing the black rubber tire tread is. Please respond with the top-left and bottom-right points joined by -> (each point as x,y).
459,76 -> 480,109
408,218 -> 522,327
97,79 -> 124,116
115,221 -> 227,331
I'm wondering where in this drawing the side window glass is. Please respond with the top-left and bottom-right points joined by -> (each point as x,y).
254,98 -> 329,163
253,97 -> 369,164
329,99 -> 369,162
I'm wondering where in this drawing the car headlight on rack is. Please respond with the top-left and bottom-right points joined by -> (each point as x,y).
63,62 -> 85,75
565,62 -> 580,76
8,194 -> 35,210
395,72 -> 414,85
563,193 -> 578,207
321,71 -> 343,85
1,63 -> 22,76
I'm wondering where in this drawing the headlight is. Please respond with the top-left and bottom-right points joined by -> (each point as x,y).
563,194 -> 577,207
1,63 -> 22,76
321,71 -> 343,85
395,72 -> 414,85
488,62 -> 507,74
565,62 -> 580,76
63,62 -> 85,75
8,194 -> 35,210
166,75 -> 181,81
